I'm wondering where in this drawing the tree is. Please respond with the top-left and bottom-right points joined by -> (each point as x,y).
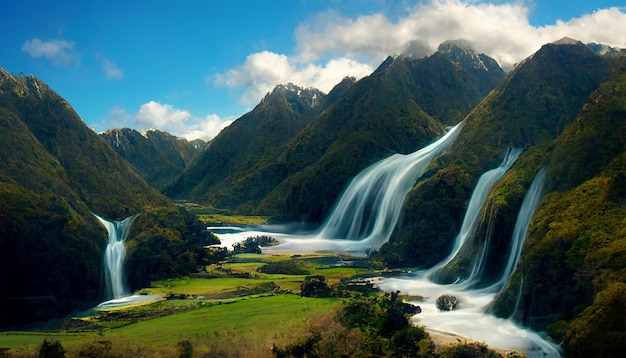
301,275 -> 332,297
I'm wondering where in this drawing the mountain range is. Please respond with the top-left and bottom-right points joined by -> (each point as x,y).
1,38 -> 624,354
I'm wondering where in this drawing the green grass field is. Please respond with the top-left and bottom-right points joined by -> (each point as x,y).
0,253 -> 369,357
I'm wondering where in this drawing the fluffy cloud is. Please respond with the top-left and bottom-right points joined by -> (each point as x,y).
109,101 -> 232,141
21,38 -> 76,66
213,51 -> 372,105
215,0 -> 626,105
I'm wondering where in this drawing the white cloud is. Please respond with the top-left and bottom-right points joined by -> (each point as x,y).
96,54 -> 124,80
108,101 -> 232,141
213,51 -> 373,106
214,0 -> 626,105
21,38 -> 76,66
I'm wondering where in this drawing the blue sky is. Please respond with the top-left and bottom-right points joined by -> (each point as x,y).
2,0 -> 625,140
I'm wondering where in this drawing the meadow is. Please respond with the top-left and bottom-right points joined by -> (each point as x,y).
0,253 -> 375,357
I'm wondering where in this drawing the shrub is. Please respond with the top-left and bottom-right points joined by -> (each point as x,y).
39,339 -> 65,358
436,294 -> 460,311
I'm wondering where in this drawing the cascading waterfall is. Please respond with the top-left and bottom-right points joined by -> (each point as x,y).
377,166 -> 560,357
426,147 -> 522,282
317,123 -> 464,249
94,214 -> 136,300
248,123 -> 464,254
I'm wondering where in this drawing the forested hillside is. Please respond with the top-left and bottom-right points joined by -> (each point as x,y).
0,70 -> 216,327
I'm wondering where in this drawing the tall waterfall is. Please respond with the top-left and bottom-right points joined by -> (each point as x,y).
492,167 -> 547,290
94,214 -> 136,299
427,147 -> 521,281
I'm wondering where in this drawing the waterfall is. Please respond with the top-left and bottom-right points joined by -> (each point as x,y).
252,123 -> 463,254
318,123 -> 463,248
94,214 -> 136,299
376,165 -> 560,357
427,147 -> 521,281
490,167 -> 547,291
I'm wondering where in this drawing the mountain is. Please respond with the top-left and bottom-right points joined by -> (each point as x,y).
168,42 -> 505,221
382,40 -> 616,269
165,83 -> 329,209
492,65 -> 626,356
370,40 -> 625,354
100,128 -> 205,190
0,69 -> 215,327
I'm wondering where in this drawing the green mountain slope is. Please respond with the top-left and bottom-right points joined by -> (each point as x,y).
0,88 -> 103,325
0,70 -> 171,218
382,41 -> 615,270
100,128 -> 205,190
0,70 -> 215,327
165,84 -> 328,209
491,66 -> 626,355
168,42 -> 504,223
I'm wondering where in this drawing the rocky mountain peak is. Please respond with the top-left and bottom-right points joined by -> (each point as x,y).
552,36 -> 582,45
436,40 -> 494,72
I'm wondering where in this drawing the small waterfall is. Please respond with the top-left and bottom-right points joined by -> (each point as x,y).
94,214 -> 136,299
427,147 -> 521,281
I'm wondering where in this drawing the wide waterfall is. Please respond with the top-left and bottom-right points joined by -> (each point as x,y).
252,123 -> 464,254
212,137 -> 560,356
94,214 -> 136,300
427,147 -> 521,283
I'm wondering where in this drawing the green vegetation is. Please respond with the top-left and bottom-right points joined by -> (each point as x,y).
0,69 -> 220,327
436,294 -> 460,312
100,128 -> 205,191
165,44 -> 503,223
196,213 -> 269,225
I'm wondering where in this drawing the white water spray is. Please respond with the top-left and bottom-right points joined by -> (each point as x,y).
94,214 -> 136,300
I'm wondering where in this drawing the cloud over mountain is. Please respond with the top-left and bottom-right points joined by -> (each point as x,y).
109,101 -> 232,141
215,0 -> 626,106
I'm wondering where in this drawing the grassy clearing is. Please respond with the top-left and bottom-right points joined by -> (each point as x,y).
0,253 -> 374,356
196,213 -> 269,225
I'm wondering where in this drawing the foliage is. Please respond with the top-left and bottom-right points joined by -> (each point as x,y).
437,341 -> 503,358
561,282 -> 626,357
436,294 -> 460,312
39,339 -> 65,358
232,235 -> 278,254
125,206 -> 221,290
100,128 -> 204,191
300,275 -> 332,298
258,259 -> 310,275
275,291 -> 431,357
176,340 -> 193,358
